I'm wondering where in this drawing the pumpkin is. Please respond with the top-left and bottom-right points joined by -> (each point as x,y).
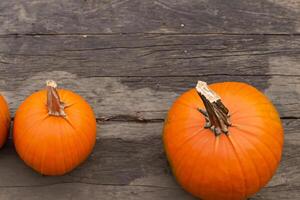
13,80 -> 96,176
163,81 -> 283,200
0,95 -> 10,148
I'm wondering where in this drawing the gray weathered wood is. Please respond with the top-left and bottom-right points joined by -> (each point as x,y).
0,0 -> 299,199
0,34 -> 300,77
0,119 -> 298,200
0,34 -> 299,118
0,0 -> 300,34
0,74 -> 299,120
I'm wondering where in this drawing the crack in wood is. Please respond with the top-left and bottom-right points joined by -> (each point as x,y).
1,32 -> 300,37
280,116 -> 300,119
7,116 -> 299,123
81,74 -> 300,78
97,115 -> 164,123
162,50 -> 300,60
0,182 -> 178,190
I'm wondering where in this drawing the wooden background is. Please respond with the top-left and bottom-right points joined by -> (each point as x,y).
0,0 -> 299,199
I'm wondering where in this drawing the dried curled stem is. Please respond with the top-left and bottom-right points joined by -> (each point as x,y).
46,80 -> 66,117
196,81 -> 231,136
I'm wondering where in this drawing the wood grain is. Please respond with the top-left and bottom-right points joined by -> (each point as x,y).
0,119 -> 298,200
0,74 -> 299,120
0,0 -> 299,34
0,34 -> 299,119
0,0 -> 299,199
0,34 -> 300,77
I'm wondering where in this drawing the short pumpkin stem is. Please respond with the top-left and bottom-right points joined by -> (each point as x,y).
196,81 -> 231,136
46,80 -> 66,117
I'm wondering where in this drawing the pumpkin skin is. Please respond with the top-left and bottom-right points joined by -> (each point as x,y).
0,95 -> 10,148
163,82 -> 284,200
13,85 -> 96,176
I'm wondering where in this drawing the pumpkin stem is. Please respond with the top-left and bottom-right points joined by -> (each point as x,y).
196,81 -> 231,136
46,80 -> 66,117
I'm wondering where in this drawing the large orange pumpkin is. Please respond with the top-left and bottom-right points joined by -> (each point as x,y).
13,80 -> 96,176
0,95 -> 10,148
163,81 -> 284,200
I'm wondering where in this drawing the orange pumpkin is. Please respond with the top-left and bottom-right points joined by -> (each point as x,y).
0,95 -> 10,148
163,81 -> 284,200
13,80 -> 96,176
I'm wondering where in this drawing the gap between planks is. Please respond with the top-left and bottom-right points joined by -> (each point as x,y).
1,32 -> 300,37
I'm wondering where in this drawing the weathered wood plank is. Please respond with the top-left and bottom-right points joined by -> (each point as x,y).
0,119 -> 298,199
0,0 -> 299,34
0,183 -> 195,200
0,74 -> 299,121
0,34 -> 298,117
0,34 -> 300,77
251,186 -> 300,200
0,0 -> 298,199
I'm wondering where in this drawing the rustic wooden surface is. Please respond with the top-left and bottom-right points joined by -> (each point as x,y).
0,0 -> 299,199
